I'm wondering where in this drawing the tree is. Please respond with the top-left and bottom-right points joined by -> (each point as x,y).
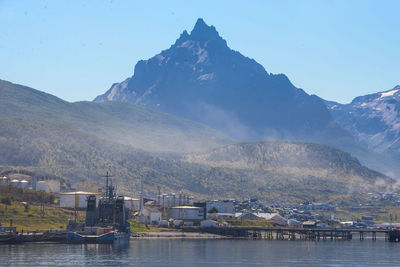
208,207 -> 218,213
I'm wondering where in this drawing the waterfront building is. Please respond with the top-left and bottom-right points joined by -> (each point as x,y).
168,206 -> 205,222
206,200 -> 235,213
142,207 -> 162,224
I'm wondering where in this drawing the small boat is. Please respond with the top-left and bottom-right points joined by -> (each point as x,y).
67,173 -> 131,244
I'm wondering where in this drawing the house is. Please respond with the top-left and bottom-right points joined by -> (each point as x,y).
235,212 -> 260,220
302,221 -> 317,228
287,219 -> 301,227
142,207 -> 162,224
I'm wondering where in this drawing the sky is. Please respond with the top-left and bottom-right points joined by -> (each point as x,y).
1,0 -> 399,104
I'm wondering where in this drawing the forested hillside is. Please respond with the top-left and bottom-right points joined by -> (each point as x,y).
0,119 -> 393,203
0,79 -> 231,153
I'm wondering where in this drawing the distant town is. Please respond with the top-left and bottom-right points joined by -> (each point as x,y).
2,170 -> 400,235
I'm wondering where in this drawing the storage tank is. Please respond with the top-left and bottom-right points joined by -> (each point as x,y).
19,180 -> 29,189
10,179 -> 20,187
59,191 -> 100,209
0,176 -> 8,185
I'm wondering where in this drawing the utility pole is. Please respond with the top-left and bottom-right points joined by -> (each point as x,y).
157,186 -> 161,206
139,177 -> 145,224
139,177 -> 144,216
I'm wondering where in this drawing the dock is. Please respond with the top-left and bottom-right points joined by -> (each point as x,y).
183,227 -> 400,242
0,231 -> 67,244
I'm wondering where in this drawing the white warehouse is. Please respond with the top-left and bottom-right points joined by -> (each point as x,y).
168,206 -> 205,222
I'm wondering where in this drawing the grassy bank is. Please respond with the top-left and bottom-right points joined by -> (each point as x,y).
0,202 -> 85,232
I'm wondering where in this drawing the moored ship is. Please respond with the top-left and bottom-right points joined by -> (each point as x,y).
66,173 -> 130,244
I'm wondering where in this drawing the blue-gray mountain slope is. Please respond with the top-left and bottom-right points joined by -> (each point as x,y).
94,18 -> 348,143
326,86 -> 400,160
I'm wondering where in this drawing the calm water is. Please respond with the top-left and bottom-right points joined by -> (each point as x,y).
1,239 -> 400,266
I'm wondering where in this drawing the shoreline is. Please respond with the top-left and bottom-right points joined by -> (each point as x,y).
132,231 -> 231,239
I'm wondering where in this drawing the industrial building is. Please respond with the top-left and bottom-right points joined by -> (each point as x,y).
206,200 -> 235,213
141,207 -> 162,224
168,206 -> 205,222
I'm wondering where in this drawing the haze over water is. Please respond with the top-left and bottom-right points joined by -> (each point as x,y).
1,239 -> 399,267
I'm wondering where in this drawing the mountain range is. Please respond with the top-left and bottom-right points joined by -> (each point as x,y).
94,18 -> 400,178
94,18 -> 349,144
1,18 -> 399,202
325,86 -> 400,160
0,79 -> 395,203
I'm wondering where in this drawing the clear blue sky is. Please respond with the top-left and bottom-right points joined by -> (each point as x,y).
1,0 -> 399,103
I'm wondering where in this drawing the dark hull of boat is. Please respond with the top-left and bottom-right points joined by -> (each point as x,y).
67,231 -> 130,244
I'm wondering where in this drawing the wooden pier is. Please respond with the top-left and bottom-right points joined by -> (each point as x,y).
185,227 -> 398,242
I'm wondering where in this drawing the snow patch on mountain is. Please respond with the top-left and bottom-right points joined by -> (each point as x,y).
380,89 -> 399,99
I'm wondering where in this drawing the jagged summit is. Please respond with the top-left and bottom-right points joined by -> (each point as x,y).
174,18 -> 226,47
190,18 -> 221,41
94,18 -> 347,144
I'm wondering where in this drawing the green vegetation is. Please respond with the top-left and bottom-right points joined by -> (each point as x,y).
220,219 -> 275,227
0,185 -> 83,231
0,79 -> 396,205
0,201 -> 85,232
0,118 -> 394,203
320,206 -> 400,224
0,185 -> 56,205
0,79 -> 232,153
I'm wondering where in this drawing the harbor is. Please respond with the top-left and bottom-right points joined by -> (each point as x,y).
2,227 -> 400,244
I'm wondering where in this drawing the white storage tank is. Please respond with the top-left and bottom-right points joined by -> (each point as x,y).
0,176 -> 8,185
123,196 -> 140,211
10,179 -> 20,187
19,180 -> 29,189
36,180 -> 60,193
59,191 -> 100,209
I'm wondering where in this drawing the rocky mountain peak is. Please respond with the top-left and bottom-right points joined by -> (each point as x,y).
191,18 -> 220,40
174,18 -> 227,49
94,18 -> 341,143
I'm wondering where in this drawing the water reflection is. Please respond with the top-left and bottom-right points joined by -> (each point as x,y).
1,239 -> 400,267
